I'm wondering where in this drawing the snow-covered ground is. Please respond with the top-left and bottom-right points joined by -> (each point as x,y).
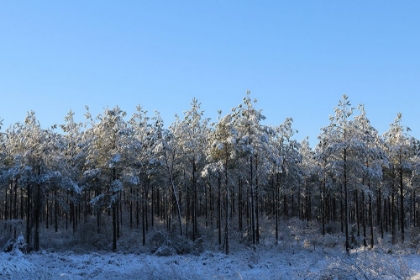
1,245 -> 419,279
1,219 -> 419,279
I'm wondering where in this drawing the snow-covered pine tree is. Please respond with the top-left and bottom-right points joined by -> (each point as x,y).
352,104 -> 385,248
84,106 -> 130,251
5,112 -> 64,251
177,98 -> 210,241
271,118 -> 300,242
320,95 -> 355,253
59,110 -> 87,233
128,105 -> 151,244
383,113 -> 412,243
152,111 -> 184,236
299,137 -> 318,222
208,110 -> 238,254
231,91 -> 270,245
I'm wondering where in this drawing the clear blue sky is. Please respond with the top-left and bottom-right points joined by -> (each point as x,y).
1,1 -> 419,147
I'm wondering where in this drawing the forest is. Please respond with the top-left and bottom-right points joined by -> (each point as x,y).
0,93 -> 419,256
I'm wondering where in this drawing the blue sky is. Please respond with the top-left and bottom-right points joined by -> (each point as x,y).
1,1 -> 419,147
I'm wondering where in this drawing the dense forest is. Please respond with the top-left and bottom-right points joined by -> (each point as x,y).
0,93 -> 419,255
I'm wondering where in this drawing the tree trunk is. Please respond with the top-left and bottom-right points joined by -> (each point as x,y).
362,191 -> 367,247
238,179 -> 243,231
379,188 -> 383,238
34,184 -> 41,251
193,160 -> 197,241
26,184 -> 31,248
151,185 -> 154,228
322,175 -> 326,236
218,173 -> 222,245
413,190 -> 416,228
399,164 -> 404,242
255,155 -> 259,244
210,178 -> 213,226
275,172 -> 280,243
355,189 -> 360,236
224,156 -> 229,255
54,190 -> 58,233
369,195 -> 374,248
112,169 -> 117,252
392,193 -> 396,244
130,186 -> 133,229
142,186 -> 146,246
344,147 -> 350,253
169,179 -> 183,236
250,156 -> 256,245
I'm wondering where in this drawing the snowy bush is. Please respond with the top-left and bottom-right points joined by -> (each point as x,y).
168,233 -> 194,255
154,245 -> 176,256
3,233 -> 29,254
321,234 -> 340,248
148,230 -> 168,253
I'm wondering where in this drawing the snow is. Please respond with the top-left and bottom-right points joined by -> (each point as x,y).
1,247 -> 419,279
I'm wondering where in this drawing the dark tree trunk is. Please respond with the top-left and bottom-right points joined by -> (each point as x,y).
392,193 -> 396,244
250,156 -> 256,245
20,186 -> 24,220
4,186 -> 8,220
283,194 -> 288,217
344,147 -> 350,253
46,195 -> 49,229
26,184 -> 31,247
355,189 -> 360,236
399,164 -> 404,242
54,190 -> 58,233
112,202 -> 117,251
130,186 -> 133,229
210,178 -> 213,226
184,171 -> 189,238
413,190 -> 416,228
369,195 -> 374,248
379,188 -> 383,238
322,175 -> 326,236
362,191 -> 367,247
224,156 -> 229,255
218,173 -> 222,245
151,185 -> 154,228
255,155 -> 259,244
193,160 -> 197,241
205,181 -> 208,228
142,186 -> 146,246
34,183 -> 41,251
340,185 -> 344,233
112,168 -> 117,252
136,189 -> 139,228
275,172 -> 280,243
238,179 -> 243,231
14,180 -> 18,221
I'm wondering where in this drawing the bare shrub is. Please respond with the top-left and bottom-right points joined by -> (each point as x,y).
325,222 -> 340,234
321,251 -> 414,280
154,244 -> 176,256
148,230 -> 168,253
168,233 -> 194,254
321,234 -> 340,248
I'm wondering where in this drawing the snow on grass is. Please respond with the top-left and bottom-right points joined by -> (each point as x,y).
0,246 -> 418,279
1,218 -> 419,279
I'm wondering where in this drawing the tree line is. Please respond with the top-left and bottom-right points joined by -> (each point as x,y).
0,93 -> 419,254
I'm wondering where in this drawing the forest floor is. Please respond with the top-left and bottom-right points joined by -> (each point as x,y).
1,218 -> 420,279
0,244 -> 419,279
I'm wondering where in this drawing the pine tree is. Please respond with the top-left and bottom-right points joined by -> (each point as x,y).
84,106 -> 130,251
383,113 -> 412,243
177,98 -> 209,241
